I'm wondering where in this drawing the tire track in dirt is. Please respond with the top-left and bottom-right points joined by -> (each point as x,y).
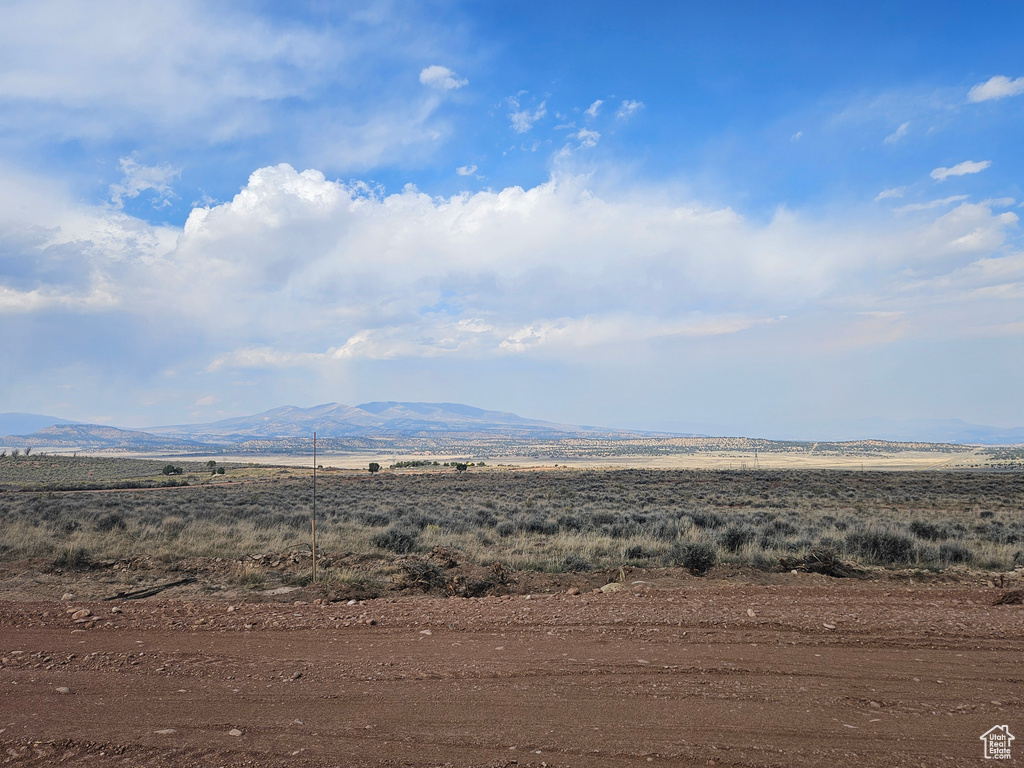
1,585 -> 1021,767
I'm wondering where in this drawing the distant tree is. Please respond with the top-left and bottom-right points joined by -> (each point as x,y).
23,447 -> 32,456
161,464 -> 183,476
215,466 -> 225,474
0,450 -> 6,458
454,462 -> 469,473
11,449 -> 20,458
368,462 -> 381,474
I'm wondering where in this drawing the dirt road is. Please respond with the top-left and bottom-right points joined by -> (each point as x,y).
1,582 -> 1021,767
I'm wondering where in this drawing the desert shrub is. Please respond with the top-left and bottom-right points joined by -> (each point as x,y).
495,521 -> 515,537
473,509 -> 498,528
357,511 -> 391,527
50,519 -> 81,534
560,553 -> 591,572
370,527 -> 418,554
766,519 -> 798,536
914,543 -> 939,565
645,515 -> 679,541
979,510 -> 995,519
720,525 -> 755,553
845,529 -> 914,565
909,520 -> 949,541
516,514 -> 559,535
670,541 -> 718,575
557,513 -> 587,532
749,550 -> 776,571
601,520 -> 640,539
95,512 -> 127,532
939,542 -> 974,564
52,546 -> 91,570
691,511 -> 724,529
624,544 -> 656,560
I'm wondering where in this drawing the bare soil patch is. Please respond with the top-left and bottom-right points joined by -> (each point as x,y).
1,575 -> 1022,767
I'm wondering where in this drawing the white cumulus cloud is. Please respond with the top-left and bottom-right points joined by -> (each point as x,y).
419,65 -> 468,90
968,75 -> 1024,102
585,99 -> 603,118
456,165 -> 478,176
931,160 -> 991,181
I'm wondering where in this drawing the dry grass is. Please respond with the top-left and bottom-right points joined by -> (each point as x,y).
2,459 -> 1022,576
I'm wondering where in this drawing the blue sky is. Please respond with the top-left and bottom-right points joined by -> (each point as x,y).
1,0 -> 1022,437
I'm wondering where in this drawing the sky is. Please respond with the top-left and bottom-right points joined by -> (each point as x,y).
1,0 -> 1023,438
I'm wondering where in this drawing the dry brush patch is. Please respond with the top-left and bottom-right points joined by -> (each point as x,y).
2,464 -> 1023,588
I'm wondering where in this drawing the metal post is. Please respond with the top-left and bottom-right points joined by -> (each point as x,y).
311,431 -> 317,584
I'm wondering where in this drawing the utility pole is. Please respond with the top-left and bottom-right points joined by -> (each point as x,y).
311,431 -> 317,584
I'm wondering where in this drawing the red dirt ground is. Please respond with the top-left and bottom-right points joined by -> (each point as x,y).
1,580 -> 1022,767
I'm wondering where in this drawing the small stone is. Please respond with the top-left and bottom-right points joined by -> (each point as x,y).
61,593 -> 75,601
290,671 -> 302,680
419,629 -> 432,635
600,582 -> 625,593
228,728 -> 243,737
110,606 -> 122,614
71,609 -> 91,620
566,587 -> 580,596
155,729 -> 176,735
227,605 -> 236,613
869,701 -> 882,709
55,686 -> 71,695
347,599 -> 358,606
991,700 -> 1003,706
747,609 -> 756,618
823,623 -> 836,630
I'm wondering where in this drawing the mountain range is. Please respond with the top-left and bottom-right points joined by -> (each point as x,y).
1,403 -> 1022,451
0,402 -> 628,452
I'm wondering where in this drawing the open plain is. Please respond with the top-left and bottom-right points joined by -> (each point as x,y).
2,457 -> 1023,766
